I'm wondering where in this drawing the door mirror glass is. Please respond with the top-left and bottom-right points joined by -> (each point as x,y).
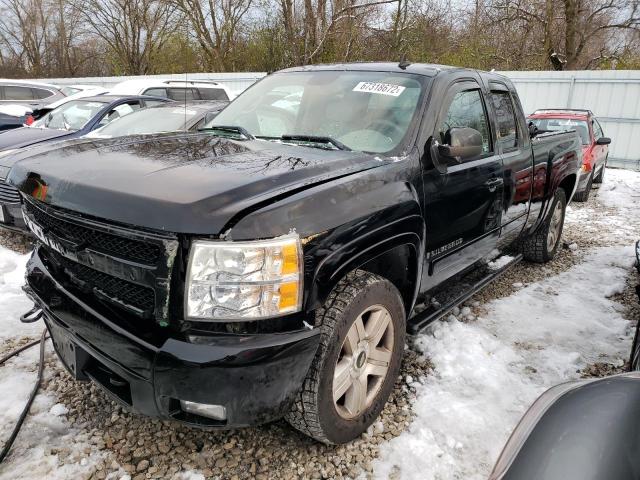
438,127 -> 483,164
596,136 -> 611,145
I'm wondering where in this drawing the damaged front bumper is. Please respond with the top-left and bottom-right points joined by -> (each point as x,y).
25,246 -> 321,428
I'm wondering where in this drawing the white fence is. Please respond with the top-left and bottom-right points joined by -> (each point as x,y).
34,69 -> 639,169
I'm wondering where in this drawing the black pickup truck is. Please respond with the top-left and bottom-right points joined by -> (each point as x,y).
10,63 -> 582,444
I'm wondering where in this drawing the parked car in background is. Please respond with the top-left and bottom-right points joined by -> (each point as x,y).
109,79 -> 234,102
528,109 -> 611,202
0,79 -> 65,108
0,94 -> 170,233
86,100 -> 228,139
28,86 -> 109,123
58,84 -> 103,97
0,80 -> 67,131
0,106 -> 31,131
10,63 -> 581,444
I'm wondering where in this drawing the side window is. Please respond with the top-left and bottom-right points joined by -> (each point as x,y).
143,88 -> 167,97
593,119 -> 604,139
143,99 -> 167,108
98,102 -> 141,127
4,86 -> 35,100
490,90 -> 518,150
32,88 -> 54,99
199,88 -> 229,101
167,88 -> 198,101
439,89 -> 491,156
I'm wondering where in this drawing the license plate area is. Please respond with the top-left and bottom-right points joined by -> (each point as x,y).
48,320 -> 90,381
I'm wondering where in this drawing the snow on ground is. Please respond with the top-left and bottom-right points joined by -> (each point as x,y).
0,250 -> 105,480
373,168 -> 640,479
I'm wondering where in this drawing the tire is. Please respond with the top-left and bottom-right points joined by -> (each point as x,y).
522,189 -> 567,263
286,270 -> 405,444
630,320 -> 640,372
573,170 -> 593,202
593,158 -> 606,184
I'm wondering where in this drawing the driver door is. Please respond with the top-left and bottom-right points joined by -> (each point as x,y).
421,80 -> 503,291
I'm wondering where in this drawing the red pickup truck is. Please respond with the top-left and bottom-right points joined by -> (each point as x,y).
528,109 -> 611,201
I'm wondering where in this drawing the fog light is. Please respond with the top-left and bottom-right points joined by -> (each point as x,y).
180,400 -> 227,420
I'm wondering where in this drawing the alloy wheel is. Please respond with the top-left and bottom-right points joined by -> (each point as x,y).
332,305 -> 395,419
547,201 -> 563,252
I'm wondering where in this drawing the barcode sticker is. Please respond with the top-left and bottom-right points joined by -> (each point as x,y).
353,82 -> 406,97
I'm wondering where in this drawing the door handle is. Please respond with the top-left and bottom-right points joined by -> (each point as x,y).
485,178 -> 503,192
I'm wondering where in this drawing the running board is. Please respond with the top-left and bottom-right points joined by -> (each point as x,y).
408,254 -> 523,334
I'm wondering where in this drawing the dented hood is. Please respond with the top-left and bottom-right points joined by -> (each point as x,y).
9,132 -> 384,234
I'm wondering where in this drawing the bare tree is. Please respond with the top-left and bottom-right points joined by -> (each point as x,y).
170,0 -> 253,71
77,0 -> 180,74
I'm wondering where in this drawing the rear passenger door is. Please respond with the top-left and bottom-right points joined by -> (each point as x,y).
488,84 -> 532,247
421,80 -> 503,290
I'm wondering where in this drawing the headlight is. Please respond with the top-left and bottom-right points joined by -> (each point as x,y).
185,234 -> 303,321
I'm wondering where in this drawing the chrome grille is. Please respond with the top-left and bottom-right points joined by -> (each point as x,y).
0,179 -> 20,204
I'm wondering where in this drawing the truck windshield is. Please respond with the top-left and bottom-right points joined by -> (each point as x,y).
529,118 -> 590,145
205,71 -> 426,154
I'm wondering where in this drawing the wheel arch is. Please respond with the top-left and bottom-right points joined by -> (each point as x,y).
306,218 -> 424,320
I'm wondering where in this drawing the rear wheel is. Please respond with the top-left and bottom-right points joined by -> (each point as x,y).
522,189 -> 566,263
286,270 -> 405,444
574,170 -> 594,202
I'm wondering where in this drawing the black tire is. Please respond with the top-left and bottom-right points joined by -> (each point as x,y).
285,270 -> 406,444
630,319 -> 640,372
593,159 -> 606,184
522,189 -> 567,263
573,170 -> 593,202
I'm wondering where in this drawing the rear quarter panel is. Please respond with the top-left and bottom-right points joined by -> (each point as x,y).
525,131 -> 581,233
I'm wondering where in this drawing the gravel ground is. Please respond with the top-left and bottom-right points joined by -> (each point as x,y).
1,175 -> 639,480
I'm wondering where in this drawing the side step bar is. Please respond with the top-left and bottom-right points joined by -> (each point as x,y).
409,254 -> 523,334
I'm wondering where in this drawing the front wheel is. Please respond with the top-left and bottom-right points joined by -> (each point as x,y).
286,270 -> 405,444
593,158 -> 607,184
522,189 -> 567,263
574,170 -> 594,202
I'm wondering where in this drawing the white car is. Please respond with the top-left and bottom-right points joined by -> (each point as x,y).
109,79 -> 234,102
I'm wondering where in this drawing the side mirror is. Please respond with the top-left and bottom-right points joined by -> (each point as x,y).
596,137 -> 611,145
528,121 -> 539,138
437,127 -> 483,165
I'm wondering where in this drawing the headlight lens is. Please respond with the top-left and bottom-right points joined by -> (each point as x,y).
185,234 -> 303,320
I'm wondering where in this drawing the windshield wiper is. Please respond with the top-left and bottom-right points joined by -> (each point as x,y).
257,134 -> 351,151
199,125 -> 254,140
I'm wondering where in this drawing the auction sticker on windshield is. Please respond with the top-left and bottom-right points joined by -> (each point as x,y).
353,82 -> 405,97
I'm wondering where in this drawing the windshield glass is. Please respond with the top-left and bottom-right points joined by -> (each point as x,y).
32,100 -> 106,131
205,71 -> 426,154
530,117 -> 590,145
94,107 -> 201,136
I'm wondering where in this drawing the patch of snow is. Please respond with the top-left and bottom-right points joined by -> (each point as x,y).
487,255 -> 514,270
374,245 -> 635,480
49,403 -> 69,416
0,246 -> 105,480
